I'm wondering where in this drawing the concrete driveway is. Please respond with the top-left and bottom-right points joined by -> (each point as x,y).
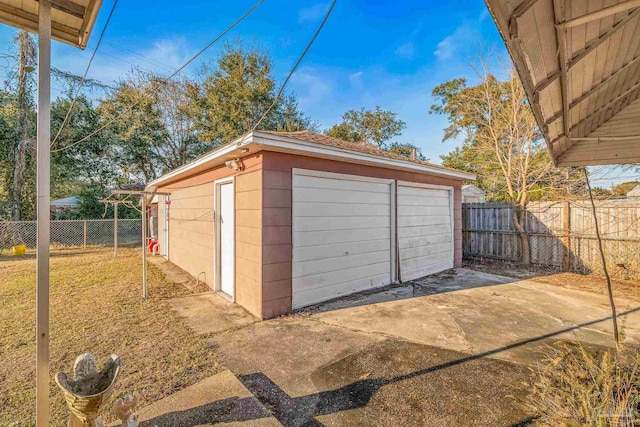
160,267 -> 640,426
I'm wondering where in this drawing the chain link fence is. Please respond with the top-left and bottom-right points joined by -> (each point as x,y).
462,201 -> 640,279
0,219 -> 142,250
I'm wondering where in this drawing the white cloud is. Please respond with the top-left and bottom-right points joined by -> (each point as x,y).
395,41 -> 415,60
433,25 -> 475,62
298,3 -> 329,24
348,71 -> 364,89
289,68 -> 333,110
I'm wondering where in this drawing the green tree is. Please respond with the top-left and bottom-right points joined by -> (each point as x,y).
325,106 -> 406,148
188,43 -> 315,146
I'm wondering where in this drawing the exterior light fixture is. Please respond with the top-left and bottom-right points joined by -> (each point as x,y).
225,158 -> 245,171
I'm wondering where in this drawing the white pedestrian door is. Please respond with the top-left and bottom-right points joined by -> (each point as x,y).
219,182 -> 235,298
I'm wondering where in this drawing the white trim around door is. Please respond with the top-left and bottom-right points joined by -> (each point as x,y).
214,176 -> 235,301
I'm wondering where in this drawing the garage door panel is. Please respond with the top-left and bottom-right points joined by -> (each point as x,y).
294,261 -> 391,293
294,187 -> 390,204
398,205 -> 451,217
295,175 -> 391,193
397,215 -> 451,227
399,233 -> 452,249
294,271 -> 392,307
399,241 -> 452,261
295,227 -> 390,247
403,259 -> 454,282
398,186 -> 451,197
294,202 -> 390,217
294,238 -> 390,262
397,185 -> 453,283
402,250 -> 452,271
293,249 -> 390,277
397,224 -> 451,239
398,194 -> 450,206
294,216 -> 390,232
293,170 -> 392,308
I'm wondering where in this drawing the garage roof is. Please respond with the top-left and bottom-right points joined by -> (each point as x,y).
485,0 -> 640,167
0,0 -> 103,48
146,130 -> 475,189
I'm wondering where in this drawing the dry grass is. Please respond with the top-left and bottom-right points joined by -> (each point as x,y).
0,247 -> 221,427
466,259 -> 640,302
531,345 -> 640,426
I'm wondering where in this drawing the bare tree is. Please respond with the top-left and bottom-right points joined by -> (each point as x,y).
431,59 -> 560,265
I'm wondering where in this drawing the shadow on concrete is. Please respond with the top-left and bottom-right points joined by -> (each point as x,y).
138,396 -> 272,427
139,305 -> 640,427
301,268 -> 521,314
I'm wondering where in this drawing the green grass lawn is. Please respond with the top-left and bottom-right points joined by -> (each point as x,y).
0,247 -> 221,426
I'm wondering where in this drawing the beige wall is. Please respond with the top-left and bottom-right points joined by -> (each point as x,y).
260,151 -> 464,318
157,149 -> 464,320
158,153 -> 264,318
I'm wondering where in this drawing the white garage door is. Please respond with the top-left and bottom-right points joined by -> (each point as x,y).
397,182 -> 453,281
292,169 -> 394,308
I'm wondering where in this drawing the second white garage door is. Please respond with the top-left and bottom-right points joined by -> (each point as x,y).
292,169 -> 394,308
397,181 -> 454,281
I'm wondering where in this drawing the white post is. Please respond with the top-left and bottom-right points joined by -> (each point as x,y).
36,1 -> 51,425
141,196 -> 147,299
114,202 -> 118,257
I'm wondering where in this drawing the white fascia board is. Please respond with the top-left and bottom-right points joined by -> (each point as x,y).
253,132 -> 476,181
145,133 -> 255,190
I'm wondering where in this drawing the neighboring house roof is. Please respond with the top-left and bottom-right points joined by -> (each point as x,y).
146,130 -> 475,190
50,196 -> 79,208
462,184 -> 484,195
627,185 -> 640,198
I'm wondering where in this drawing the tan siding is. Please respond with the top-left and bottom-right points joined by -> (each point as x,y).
235,168 -> 263,317
157,153 -> 262,305
260,151 -> 465,317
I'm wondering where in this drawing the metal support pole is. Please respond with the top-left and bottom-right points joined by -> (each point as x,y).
36,1 -> 51,425
114,202 -> 118,257
83,220 -> 87,248
142,196 -> 147,299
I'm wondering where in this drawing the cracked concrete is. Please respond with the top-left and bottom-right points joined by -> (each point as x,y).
151,267 -> 640,426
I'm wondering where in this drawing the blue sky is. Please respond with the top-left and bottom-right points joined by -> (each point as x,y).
0,0 -> 505,164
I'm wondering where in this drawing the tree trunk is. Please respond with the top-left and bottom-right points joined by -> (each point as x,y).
512,205 -> 531,265
11,31 -> 34,221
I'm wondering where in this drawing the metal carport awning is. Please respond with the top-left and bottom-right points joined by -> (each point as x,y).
0,1 -> 104,425
485,0 -> 640,167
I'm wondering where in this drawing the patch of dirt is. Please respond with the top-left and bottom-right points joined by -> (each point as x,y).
0,247 -> 221,427
465,259 -> 640,302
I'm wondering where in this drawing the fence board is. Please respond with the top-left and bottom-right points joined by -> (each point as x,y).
463,201 -> 640,279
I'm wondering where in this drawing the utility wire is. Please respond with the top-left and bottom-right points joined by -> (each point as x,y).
53,0 -> 265,154
251,0 -> 336,131
50,0 -> 119,148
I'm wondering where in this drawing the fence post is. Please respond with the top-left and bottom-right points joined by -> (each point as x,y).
562,201 -> 571,270
114,203 -> 118,258
83,220 -> 87,249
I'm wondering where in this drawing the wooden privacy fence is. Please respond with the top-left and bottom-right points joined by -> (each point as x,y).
462,201 -> 640,279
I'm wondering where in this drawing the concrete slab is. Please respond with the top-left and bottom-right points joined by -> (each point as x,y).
205,316 -> 384,385
312,268 -> 640,366
137,369 -> 281,426
148,256 -> 199,291
169,293 -> 257,336
238,338 -> 534,427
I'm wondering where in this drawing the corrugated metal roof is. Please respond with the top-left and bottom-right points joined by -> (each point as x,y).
485,0 -> 640,167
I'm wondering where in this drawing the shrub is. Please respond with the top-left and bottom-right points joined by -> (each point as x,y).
531,344 -> 640,426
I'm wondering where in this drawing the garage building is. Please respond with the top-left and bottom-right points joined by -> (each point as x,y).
146,131 -> 474,319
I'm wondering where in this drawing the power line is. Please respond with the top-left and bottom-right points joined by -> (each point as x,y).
251,0 -> 336,132
53,0 -> 265,154
50,0 -> 119,148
